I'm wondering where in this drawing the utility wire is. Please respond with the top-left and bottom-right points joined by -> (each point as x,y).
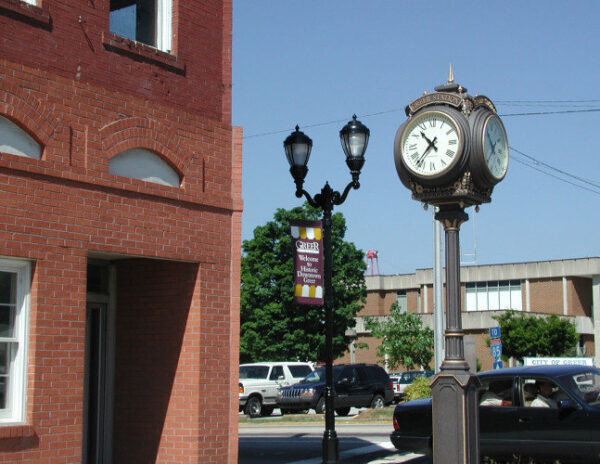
243,105 -> 600,139
510,156 -> 600,196
510,147 -> 600,190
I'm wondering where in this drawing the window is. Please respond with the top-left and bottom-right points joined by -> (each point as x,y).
109,0 -> 172,52
109,148 -> 180,187
465,280 -> 522,312
396,290 -> 407,313
0,259 -> 30,423
0,115 -> 42,160
288,365 -> 312,379
21,0 -> 37,4
479,378 -> 513,406
269,366 -> 283,381
521,378 -> 567,408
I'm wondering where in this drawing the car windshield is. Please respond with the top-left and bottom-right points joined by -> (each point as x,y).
401,372 -> 422,383
560,371 -> 600,406
239,365 -> 269,379
301,367 -> 343,384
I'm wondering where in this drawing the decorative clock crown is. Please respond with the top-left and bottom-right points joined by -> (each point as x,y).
405,66 -> 497,117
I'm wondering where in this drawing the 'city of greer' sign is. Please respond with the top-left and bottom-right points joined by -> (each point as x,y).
290,220 -> 324,305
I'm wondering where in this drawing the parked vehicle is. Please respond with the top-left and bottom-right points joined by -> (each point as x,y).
239,362 -> 313,418
390,364 -> 600,463
392,370 -> 434,402
277,363 -> 394,416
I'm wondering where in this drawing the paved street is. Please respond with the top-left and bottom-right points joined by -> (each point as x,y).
239,423 -> 429,464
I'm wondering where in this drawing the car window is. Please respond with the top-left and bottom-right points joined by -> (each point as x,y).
303,367 -> 344,383
239,365 -> 269,379
479,378 -> 513,406
289,365 -> 312,378
560,372 -> 600,406
521,377 -> 566,408
357,366 -> 370,382
339,367 -> 358,383
269,365 -> 284,380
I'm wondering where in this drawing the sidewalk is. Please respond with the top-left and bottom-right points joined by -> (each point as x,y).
367,454 -> 431,464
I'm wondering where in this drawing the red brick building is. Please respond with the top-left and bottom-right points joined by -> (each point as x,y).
0,0 -> 241,462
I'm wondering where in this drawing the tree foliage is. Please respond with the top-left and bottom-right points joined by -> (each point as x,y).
493,311 -> 578,363
240,203 -> 366,363
363,303 -> 434,371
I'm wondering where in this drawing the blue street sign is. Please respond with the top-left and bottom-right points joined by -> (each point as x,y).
489,326 -> 501,340
493,361 -> 503,369
491,342 -> 502,361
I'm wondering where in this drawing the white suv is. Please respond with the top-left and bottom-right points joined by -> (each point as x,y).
239,362 -> 313,417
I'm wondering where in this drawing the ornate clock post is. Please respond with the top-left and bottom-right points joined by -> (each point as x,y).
393,67 -> 509,464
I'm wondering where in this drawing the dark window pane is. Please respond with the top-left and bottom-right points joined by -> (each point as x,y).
0,307 -> 13,338
0,272 -> 15,305
0,377 -> 5,409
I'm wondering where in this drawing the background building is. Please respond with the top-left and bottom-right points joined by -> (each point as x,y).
340,258 -> 600,372
0,0 -> 240,463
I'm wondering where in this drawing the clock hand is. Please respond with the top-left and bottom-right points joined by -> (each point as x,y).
420,132 -> 439,152
420,131 -> 433,145
416,145 -> 434,167
430,136 -> 438,152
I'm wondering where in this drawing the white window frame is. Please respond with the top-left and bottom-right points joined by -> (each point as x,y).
109,0 -> 172,53
0,259 -> 31,423
156,0 -> 172,53
465,280 -> 522,312
21,0 -> 37,5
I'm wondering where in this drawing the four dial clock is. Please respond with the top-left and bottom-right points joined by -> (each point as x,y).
398,110 -> 462,177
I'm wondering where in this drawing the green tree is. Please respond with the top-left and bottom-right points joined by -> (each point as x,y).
493,311 -> 578,363
240,203 -> 366,363
363,303 -> 434,371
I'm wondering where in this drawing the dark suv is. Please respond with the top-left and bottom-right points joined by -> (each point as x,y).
276,363 -> 394,416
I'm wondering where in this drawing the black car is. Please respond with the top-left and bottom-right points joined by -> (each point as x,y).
277,363 -> 394,416
391,364 -> 600,463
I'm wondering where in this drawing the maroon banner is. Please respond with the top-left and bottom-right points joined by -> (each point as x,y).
290,219 -> 324,305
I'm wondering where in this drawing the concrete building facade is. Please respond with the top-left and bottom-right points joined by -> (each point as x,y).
0,0 -> 240,463
340,258 -> 600,372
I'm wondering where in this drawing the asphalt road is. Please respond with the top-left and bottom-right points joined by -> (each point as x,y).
239,424 -> 430,464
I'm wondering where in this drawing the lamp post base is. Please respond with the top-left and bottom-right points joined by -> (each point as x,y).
322,430 -> 339,464
431,373 -> 480,464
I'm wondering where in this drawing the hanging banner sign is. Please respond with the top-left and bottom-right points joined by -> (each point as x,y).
290,220 -> 324,306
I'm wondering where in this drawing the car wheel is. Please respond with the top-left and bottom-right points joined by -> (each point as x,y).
335,407 -> 351,416
261,406 -> 274,417
245,396 -> 262,418
315,396 -> 326,414
370,394 -> 384,409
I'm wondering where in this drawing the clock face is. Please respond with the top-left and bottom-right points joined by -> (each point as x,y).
483,115 -> 509,179
400,111 -> 461,177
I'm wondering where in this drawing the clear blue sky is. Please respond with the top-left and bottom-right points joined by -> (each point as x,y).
233,1 -> 600,275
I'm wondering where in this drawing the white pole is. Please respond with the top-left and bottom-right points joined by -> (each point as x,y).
433,207 -> 445,373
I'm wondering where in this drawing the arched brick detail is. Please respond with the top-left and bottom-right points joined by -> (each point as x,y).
100,117 -> 186,179
0,82 -> 59,147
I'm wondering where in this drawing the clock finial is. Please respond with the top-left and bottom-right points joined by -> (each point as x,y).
434,64 -> 465,93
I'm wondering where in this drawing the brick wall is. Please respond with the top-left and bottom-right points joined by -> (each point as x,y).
0,0 -> 239,462
0,0 -> 230,123
528,278 -> 563,315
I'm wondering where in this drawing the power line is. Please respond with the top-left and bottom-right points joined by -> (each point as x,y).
243,105 -> 600,139
510,147 -> 600,190
500,108 -> 600,117
510,156 -> 600,196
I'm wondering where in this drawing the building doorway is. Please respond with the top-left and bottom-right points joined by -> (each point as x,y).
83,262 -> 115,464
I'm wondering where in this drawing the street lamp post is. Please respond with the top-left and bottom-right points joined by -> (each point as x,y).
284,115 -> 370,464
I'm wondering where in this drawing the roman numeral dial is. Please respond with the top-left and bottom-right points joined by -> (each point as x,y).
399,110 -> 461,177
